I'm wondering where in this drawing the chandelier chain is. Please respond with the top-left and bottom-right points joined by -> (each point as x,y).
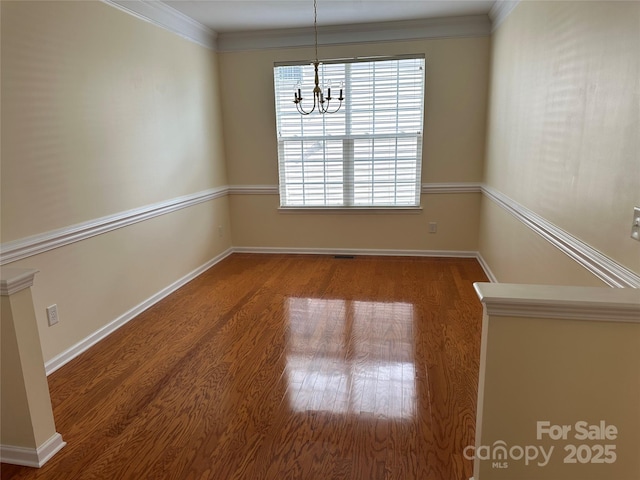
313,0 -> 318,62
293,0 -> 344,115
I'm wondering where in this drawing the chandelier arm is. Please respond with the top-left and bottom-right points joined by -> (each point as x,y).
296,102 -> 313,115
321,98 -> 343,115
295,91 -> 319,115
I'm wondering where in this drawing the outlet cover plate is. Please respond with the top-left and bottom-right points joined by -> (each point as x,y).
46,304 -> 59,326
632,207 -> 640,242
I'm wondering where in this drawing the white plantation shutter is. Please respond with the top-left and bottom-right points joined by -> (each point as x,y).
274,55 -> 425,207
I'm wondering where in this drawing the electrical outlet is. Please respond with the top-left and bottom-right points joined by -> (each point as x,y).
428,222 -> 438,234
631,207 -> 640,242
46,304 -> 59,326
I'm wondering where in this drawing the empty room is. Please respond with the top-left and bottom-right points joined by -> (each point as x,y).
1,1 -> 638,479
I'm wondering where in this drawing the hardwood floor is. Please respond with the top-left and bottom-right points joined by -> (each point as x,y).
1,254 -> 488,480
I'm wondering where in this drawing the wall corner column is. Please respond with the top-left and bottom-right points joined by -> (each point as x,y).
1,268 -> 65,467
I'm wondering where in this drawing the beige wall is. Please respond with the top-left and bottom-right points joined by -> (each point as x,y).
480,1 -> 640,284
1,1 -> 230,362
479,196 -> 608,287
219,37 -> 490,250
230,193 -> 482,252
1,0 -> 227,240
476,313 -> 640,479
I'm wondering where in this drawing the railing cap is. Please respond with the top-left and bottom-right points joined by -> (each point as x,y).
0,268 -> 39,296
473,282 -> 640,323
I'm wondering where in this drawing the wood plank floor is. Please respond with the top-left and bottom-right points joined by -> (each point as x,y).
2,254 -> 488,480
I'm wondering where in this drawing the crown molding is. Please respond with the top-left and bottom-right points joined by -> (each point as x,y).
217,15 -> 491,52
488,1 -> 520,31
102,0 -> 217,50
100,2 -> 492,52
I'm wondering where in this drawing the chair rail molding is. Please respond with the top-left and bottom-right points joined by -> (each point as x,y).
229,183 -> 483,195
1,182 -> 480,265
422,182 -> 482,194
481,185 -> 640,289
227,185 -> 279,195
0,187 -> 229,266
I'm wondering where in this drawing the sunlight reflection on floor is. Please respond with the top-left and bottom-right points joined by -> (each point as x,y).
285,297 -> 416,418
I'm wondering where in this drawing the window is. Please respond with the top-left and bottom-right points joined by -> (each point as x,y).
273,55 -> 425,208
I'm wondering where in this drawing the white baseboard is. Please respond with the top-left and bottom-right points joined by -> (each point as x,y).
45,248 -> 233,375
476,252 -> 498,283
1,432 -> 66,468
234,246 -> 497,282
44,246 -> 492,376
232,246 -> 480,258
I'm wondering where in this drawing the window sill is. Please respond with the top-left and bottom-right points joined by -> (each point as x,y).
277,206 -> 423,215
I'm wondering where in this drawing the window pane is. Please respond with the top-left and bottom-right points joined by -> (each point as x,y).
274,57 -> 424,207
278,139 -> 344,206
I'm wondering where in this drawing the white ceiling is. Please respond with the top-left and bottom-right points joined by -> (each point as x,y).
162,0 -> 496,33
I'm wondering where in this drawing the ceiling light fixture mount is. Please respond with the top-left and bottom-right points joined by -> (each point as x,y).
293,0 -> 344,115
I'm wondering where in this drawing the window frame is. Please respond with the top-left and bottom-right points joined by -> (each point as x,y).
273,54 -> 426,211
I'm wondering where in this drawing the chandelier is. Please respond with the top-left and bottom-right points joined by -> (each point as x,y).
293,0 -> 344,115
